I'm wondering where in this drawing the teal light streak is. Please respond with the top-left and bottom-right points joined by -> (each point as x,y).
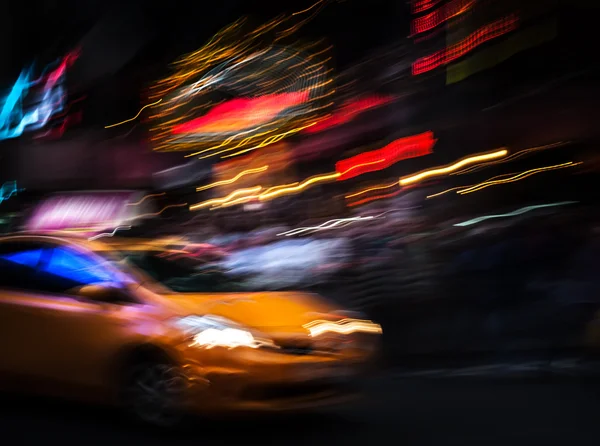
454,201 -> 578,227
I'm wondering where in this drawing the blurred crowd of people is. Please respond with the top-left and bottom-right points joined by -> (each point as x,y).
155,203 -> 600,358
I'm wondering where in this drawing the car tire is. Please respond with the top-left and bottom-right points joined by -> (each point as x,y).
120,360 -> 186,427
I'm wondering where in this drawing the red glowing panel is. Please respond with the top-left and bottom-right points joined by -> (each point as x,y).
411,0 -> 444,14
172,91 -> 309,134
335,131 -> 436,181
412,14 -> 518,75
411,0 -> 476,35
304,96 -> 394,134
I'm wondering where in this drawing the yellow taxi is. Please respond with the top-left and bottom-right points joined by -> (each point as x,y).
0,233 -> 382,425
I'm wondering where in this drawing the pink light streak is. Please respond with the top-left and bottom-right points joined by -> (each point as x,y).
303,95 -> 394,134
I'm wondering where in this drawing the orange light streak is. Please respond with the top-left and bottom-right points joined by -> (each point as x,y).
104,99 -> 162,129
292,0 -> 326,16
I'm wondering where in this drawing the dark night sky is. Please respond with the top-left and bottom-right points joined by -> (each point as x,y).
0,0 -> 408,89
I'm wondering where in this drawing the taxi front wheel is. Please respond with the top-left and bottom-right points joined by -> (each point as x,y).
120,360 -> 186,427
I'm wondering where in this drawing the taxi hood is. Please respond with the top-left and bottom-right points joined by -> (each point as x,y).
158,291 -> 343,331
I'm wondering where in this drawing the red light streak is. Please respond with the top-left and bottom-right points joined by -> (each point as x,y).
35,111 -> 82,139
45,51 -> 79,84
303,95 -> 394,134
172,91 -> 309,134
411,0 -> 444,14
411,0 -> 476,35
335,132 -> 435,181
412,14 -> 518,75
348,189 -> 402,207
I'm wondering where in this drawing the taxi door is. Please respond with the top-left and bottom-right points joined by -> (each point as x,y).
0,240 -> 146,392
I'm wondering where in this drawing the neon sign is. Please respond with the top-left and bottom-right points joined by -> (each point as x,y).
25,192 -> 136,232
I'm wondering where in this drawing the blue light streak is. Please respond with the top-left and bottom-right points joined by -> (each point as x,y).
0,57 -> 70,141
0,181 -> 19,204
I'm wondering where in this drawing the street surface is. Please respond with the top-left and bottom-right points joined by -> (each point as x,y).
1,370 -> 600,445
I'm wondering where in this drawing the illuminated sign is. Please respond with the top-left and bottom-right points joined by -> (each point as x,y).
412,15 -> 518,75
26,191 -> 137,232
411,0 -> 476,35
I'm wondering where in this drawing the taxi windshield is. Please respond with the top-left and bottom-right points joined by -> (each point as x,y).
117,249 -> 252,293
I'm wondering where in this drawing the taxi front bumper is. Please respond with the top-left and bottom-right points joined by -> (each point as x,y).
178,344 -> 376,413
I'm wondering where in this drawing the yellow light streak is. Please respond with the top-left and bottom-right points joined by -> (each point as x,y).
191,150 -> 395,210
184,126 -> 275,158
345,182 -> 398,199
212,194 -> 261,209
261,182 -> 300,195
196,166 -> 268,192
134,203 -> 188,219
259,172 -> 340,201
104,99 -> 162,129
426,187 -> 464,199
451,142 -> 566,176
427,171 -> 519,198
217,122 -> 318,159
458,162 -> 580,194
126,192 -> 166,206
399,149 -> 509,186
189,170 -> 341,212
189,186 -> 262,211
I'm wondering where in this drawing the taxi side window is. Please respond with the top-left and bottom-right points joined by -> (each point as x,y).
0,242 -> 121,296
0,241 -> 50,292
36,247 -> 120,294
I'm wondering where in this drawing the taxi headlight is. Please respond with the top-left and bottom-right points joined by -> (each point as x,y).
171,315 -> 272,349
